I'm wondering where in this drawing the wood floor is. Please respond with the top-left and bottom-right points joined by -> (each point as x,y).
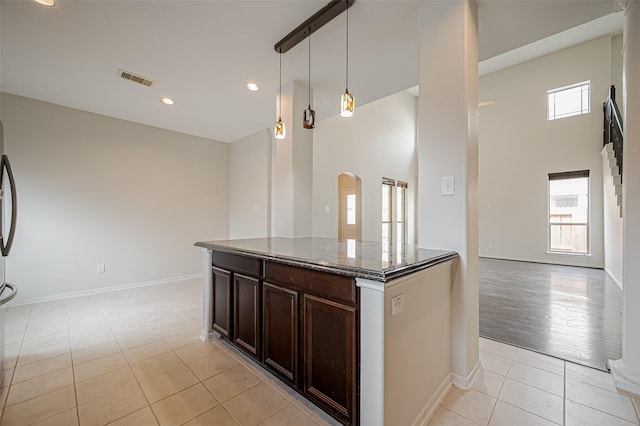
479,258 -> 623,371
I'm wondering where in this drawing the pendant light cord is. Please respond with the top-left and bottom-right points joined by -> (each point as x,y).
345,2 -> 349,92
308,31 -> 312,106
279,48 -> 282,119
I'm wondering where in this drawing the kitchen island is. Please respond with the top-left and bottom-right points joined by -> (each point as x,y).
195,237 -> 458,426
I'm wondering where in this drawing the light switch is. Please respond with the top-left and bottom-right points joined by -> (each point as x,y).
441,177 -> 455,196
324,206 -> 330,213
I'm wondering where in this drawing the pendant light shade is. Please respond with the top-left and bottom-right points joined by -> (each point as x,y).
303,108 -> 315,129
275,118 -> 286,139
339,2 -> 354,118
340,91 -> 354,118
275,49 -> 286,140
303,31 -> 316,129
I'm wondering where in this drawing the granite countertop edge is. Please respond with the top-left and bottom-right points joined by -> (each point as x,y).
195,240 -> 458,283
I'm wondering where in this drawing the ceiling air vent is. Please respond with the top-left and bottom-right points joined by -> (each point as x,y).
117,69 -> 156,87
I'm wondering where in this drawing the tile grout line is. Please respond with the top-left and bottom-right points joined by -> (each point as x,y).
493,351 -> 565,426
0,305 -> 28,424
67,298 -> 82,426
483,349 -> 511,426
0,303 -> 31,424
563,361 -> 567,426
101,295 -> 179,426
213,338 -> 329,425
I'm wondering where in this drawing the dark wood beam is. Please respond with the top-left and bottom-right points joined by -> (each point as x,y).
274,0 -> 355,54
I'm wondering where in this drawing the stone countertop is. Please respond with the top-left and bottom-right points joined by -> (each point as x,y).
195,237 -> 457,282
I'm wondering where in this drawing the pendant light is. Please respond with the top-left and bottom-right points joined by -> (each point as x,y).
303,30 -> 316,129
340,3 -> 354,118
275,49 -> 286,140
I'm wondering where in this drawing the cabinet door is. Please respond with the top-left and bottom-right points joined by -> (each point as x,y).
303,294 -> 357,425
263,282 -> 298,385
234,273 -> 260,359
212,267 -> 232,339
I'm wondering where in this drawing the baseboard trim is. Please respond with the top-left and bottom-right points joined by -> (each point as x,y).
412,374 -> 453,426
451,359 -> 482,390
479,254 -> 603,269
609,359 -> 640,399
604,267 -> 623,291
10,273 -> 203,306
201,330 -> 219,342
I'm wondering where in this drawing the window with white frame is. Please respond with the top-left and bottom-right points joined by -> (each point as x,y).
548,170 -> 589,254
382,178 -> 407,262
547,81 -> 590,120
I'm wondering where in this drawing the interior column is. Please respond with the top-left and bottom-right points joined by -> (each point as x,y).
610,0 -> 640,398
417,0 -> 480,387
271,80 -> 313,238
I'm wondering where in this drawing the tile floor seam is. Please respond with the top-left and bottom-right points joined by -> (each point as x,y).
484,395 -> 498,426
222,399 -> 244,426
443,405 -> 484,425
497,399 -> 563,426
497,379 -> 564,425
563,380 -> 639,419
127,338 -> 188,425
505,373 -> 564,397
152,343 -> 226,424
570,398 -> 640,425
260,404 -> 321,426
214,340 -> 292,401
563,360 -> 567,426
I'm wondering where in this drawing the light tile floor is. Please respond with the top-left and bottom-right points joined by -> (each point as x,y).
0,279 -> 338,426
429,338 -> 640,426
1,279 -> 639,425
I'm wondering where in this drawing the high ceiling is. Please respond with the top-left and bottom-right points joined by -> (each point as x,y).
0,0 -> 620,143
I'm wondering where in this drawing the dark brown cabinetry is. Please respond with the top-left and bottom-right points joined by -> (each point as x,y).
303,295 -> 356,423
210,251 -> 358,425
234,274 -> 260,359
263,282 -> 298,385
211,267 -> 232,339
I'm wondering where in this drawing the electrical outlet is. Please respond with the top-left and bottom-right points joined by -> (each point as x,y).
391,293 -> 405,316
97,264 -> 105,273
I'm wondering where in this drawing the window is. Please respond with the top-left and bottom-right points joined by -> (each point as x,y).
382,178 -> 407,259
346,193 -> 356,225
547,81 -> 590,120
548,170 -> 589,254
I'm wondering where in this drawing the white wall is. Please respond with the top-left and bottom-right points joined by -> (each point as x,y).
229,128 -> 271,239
479,36 -> 613,267
612,33 -> 625,118
312,90 -> 417,243
602,152 -> 623,287
1,93 -> 229,303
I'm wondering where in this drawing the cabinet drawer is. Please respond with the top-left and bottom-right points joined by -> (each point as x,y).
212,251 -> 262,277
264,261 -> 356,304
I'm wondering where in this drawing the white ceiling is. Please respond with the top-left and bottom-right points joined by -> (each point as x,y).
0,0 -> 620,143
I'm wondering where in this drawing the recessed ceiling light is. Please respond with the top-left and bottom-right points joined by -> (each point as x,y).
246,83 -> 260,92
161,97 -> 174,105
34,0 -> 55,6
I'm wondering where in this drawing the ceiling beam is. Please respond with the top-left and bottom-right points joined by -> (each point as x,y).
274,0 -> 355,54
